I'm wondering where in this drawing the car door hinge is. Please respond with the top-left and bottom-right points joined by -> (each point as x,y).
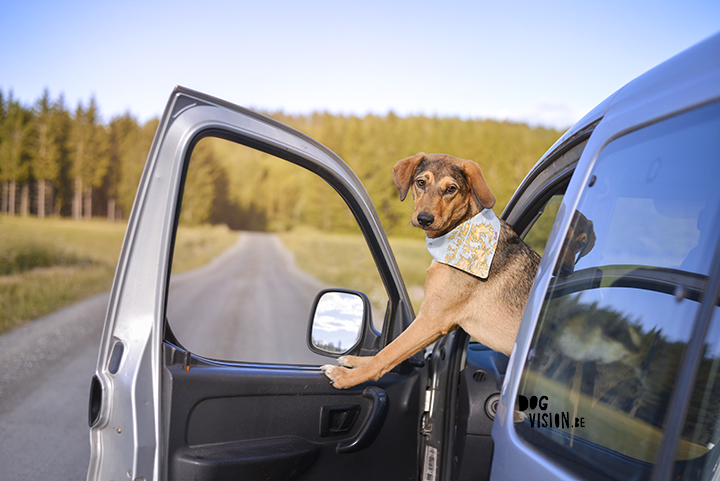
421,387 -> 433,436
421,412 -> 432,436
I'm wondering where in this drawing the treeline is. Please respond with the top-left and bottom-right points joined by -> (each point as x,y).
0,89 -> 157,221
0,89 -> 561,236
200,112 -> 562,236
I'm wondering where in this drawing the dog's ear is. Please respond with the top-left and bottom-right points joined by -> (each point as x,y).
578,219 -> 596,261
462,160 -> 495,210
571,211 -> 596,261
393,152 -> 425,201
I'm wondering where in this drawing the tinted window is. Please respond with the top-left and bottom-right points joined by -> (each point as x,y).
674,302 -> 720,480
516,101 -> 720,480
524,193 -> 563,256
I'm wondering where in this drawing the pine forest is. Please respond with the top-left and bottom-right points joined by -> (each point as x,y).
0,89 -> 562,237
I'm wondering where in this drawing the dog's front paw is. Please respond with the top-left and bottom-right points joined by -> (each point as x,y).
337,355 -> 373,368
321,364 -> 362,389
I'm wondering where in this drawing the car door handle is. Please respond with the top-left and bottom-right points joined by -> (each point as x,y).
336,386 -> 387,454
320,404 -> 361,437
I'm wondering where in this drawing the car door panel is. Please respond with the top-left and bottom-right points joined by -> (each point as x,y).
88,87 -> 424,481
164,344 -> 423,480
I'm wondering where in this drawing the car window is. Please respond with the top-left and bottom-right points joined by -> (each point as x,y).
673,301 -> 720,479
516,100 -> 720,480
523,194 -> 564,256
166,136 -> 388,364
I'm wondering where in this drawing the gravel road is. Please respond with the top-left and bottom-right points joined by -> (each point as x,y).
0,232 -> 331,480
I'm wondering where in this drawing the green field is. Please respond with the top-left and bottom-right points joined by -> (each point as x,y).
0,216 -> 238,335
279,227 -> 431,313
0,215 -> 430,335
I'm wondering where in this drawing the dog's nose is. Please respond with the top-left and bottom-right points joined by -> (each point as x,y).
417,212 -> 435,228
554,263 -> 575,279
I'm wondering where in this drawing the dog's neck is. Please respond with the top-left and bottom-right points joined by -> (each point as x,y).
455,204 -> 482,231
429,204 -> 482,238
425,209 -> 501,279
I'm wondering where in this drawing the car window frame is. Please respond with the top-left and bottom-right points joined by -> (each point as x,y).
165,125 -> 411,358
163,131 -> 394,362
649,134 -> 720,479
88,88 -> 419,480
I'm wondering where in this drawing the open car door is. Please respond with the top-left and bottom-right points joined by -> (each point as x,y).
87,87 -> 427,481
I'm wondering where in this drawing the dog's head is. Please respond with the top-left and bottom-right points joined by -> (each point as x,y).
554,210 -> 596,278
393,152 -> 495,238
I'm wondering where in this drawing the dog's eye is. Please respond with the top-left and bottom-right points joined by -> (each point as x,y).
445,186 -> 457,194
416,179 -> 425,188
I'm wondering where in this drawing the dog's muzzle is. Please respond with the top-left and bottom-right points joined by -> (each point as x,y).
416,212 -> 434,228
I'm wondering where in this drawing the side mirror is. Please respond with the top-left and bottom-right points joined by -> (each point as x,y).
308,289 -> 370,357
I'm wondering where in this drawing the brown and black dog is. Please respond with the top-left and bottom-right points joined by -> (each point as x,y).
322,152 -> 593,389
555,210 -> 596,279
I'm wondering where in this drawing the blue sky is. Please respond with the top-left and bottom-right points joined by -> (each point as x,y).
2,0 -> 718,130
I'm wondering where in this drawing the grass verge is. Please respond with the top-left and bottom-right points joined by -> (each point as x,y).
0,216 -> 238,335
278,227 -> 431,313
172,224 -> 239,273
0,216 -> 125,335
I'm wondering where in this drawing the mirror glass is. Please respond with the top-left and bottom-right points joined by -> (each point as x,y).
311,291 -> 365,355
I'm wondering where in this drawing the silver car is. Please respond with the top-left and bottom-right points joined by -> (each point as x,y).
88,31 -> 720,480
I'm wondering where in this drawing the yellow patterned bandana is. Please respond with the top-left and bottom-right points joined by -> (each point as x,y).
426,209 -> 500,279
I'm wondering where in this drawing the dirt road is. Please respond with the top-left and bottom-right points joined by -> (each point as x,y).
0,232 -> 331,480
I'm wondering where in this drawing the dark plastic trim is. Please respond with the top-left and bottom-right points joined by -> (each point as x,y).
651,234 -> 720,481
88,375 -> 102,427
173,436 -> 318,480
108,340 -> 124,375
336,386 -> 388,453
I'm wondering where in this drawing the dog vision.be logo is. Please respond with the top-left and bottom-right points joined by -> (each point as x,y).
518,395 -> 586,429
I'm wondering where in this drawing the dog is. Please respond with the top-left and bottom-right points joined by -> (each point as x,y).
322,152 -> 542,389
554,210 -> 596,278
322,152 -> 597,390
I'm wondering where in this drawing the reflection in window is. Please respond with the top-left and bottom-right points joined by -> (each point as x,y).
675,304 -> 720,479
524,194 -> 564,256
517,101 -> 720,480
167,137 -> 388,365
310,291 -> 365,354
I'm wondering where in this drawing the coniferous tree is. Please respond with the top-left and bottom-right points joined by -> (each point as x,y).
70,97 -> 108,219
70,102 -> 86,219
0,90 -> 7,214
106,114 -> 138,221
0,93 -> 33,216
180,140 -> 219,225
117,118 -> 157,220
31,89 -> 62,218
49,94 -> 73,216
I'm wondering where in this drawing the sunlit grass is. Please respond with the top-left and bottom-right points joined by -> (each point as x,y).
172,224 -> 239,273
0,216 -> 125,334
0,264 -> 115,333
1,215 -> 424,334
0,215 -> 238,334
278,227 -> 431,313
